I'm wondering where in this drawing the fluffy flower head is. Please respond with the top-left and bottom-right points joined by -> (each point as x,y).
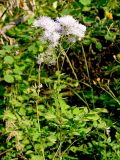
56,15 -> 86,40
34,15 -> 87,66
36,47 -> 56,66
33,15 -> 86,45
56,15 -> 77,28
33,16 -> 61,32
43,30 -> 61,47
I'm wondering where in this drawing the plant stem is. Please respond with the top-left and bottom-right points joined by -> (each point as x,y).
36,65 -> 41,132
60,45 -> 78,80
81,44 -> 95,108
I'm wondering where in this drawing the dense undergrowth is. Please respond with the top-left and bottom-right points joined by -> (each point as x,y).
0,0 -> 120,159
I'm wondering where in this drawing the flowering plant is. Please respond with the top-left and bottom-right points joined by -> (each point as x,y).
33,15 -> 86,66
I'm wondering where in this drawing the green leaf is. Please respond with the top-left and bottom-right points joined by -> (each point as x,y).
83,17 -> 95,23
94,108 -> 108,113
82,6 -> 91,11
45,112 -> 56,120
31,155 -> 42,160
84,107 -> 88,113
19,107 -> 26,116
3,45 -> 13,52
4,110 -> 16,120
79,0 -> 91,6
60,99 -> 69,113
32,132 -> 41,141
28,17 -> 34,25
13,67 -> 22,75
39,45 -> 44,52
73,108 -> 80,115
86,114 -> 100,121
14,75 -> 22,81
4,56 -> 14,64
61,9 -> 72,15
28,44 -> 37,54
96,42 -> 102,51
111,65 -> 120,72
0,85 -> 5,96
105,32 -> 116,41
4,74 -> 14,83
48,134 -> 57,144
0,50 -> 6,57
83,39 -> 91,45
98,0 -> 109,7
26,150 -> 33,155
0,64 -> 2,69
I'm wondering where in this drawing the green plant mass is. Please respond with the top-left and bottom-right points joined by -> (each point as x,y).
0,0 -> 120,159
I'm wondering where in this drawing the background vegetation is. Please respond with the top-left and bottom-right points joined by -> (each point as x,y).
0,0 -> 120,159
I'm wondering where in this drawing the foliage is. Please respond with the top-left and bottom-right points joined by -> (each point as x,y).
0,0 -> 120,159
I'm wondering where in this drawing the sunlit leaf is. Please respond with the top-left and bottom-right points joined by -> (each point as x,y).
4,56 -> 14,64
79,0 -> 91,6
4,74 -> 14,83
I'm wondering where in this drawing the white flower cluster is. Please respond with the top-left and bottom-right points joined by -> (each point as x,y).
33,15 -> 86,65
33,15 -> 86,46
33,16 -> 61,32
56,15 -> 86,41
36,47 -> 56,66
33,16 -> 61,47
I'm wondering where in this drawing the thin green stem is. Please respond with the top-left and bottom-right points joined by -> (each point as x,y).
72,89 -> 89,109
81,44 -> 95,108
59,43 -> 74,72
100,85 -> 120,105
36,65 -> 41,132
53,142 -> 63,160
42,148 -> 45,160
38,65 -> 41,96
61,139 -> 78,157
60,45 -> 78,80
81,44 -> 90,84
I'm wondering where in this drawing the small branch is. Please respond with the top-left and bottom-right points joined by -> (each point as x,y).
61,139 -> 78,157
0,13 -> 34,34
0,30 -> 10,41
0,148 -> 13,157
53,142 -> 63,160
0,8 -> 8,20
59,45 -> 78,80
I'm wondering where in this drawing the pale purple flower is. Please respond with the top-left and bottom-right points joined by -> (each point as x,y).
33,16 -> 61,33
33,15 -> 86,46
43,47 -> 56,65
56,15 -> 86,40
36,54 -> 44,66
36,47 -> 56,66
34,15 -> 86,66
43,30 -> 61,47
68,36 -> 77,43
56,15 -> 77,28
